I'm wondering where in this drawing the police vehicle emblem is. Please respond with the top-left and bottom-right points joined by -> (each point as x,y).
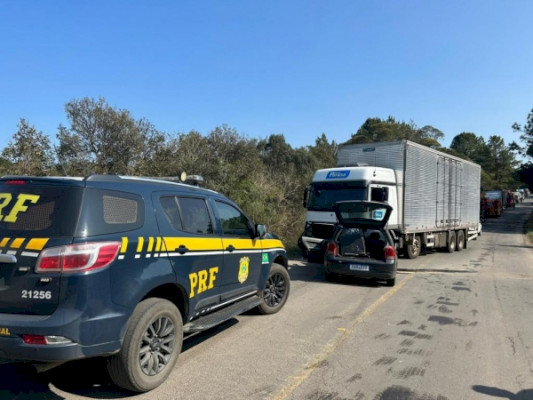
238,256 -> 250,283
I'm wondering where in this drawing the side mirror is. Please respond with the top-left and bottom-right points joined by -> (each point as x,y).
303,187 -> 309,208
255,224 -> 267,238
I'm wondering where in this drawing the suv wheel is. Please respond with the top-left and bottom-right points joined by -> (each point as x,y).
107,298 -> 183,392
257,263 -> 290,315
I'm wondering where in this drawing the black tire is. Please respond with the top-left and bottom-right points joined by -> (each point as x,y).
257,263 -> 290,315
405,235 -> 421,259
456,230 -> 465,251
447,231 -> 456,253
385,277 -> 396,287
325,270 -> 336,282
107,298 -> 183,393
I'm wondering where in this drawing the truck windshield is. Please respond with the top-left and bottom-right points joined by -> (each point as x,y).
307,182 -> 366,211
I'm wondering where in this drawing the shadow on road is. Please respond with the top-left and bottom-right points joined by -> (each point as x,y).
0,319 -> 240,400
472,384 -> 533,400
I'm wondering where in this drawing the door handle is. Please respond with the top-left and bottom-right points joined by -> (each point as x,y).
226,245 -> 235,252
177,245 -> 189,254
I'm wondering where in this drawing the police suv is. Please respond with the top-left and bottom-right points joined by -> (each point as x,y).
0,175 -> 290,392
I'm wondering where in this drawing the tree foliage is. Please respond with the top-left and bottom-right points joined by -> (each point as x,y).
345,116 -> 443,148
56,97 -> 164,175
1,118 -> 54,176
512,108 -> 533,158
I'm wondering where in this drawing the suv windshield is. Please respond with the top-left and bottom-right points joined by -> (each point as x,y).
308,182 -> 365,211
0,183 -> 83,237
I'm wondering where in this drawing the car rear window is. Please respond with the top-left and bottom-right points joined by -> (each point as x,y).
0,183 -> 144,237
0,183 -> 83,236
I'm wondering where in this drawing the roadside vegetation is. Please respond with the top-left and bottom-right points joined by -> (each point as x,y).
1,98 -> 532,253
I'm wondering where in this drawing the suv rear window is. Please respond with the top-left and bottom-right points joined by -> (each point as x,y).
0,184 -> 144,237
0,184 -> 83,236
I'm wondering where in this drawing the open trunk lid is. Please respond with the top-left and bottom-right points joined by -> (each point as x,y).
334,201 -> 392,229
0,178 -> 84,315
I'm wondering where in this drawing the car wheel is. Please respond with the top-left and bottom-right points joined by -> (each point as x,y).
257,263 -> 290,315
325,270 -> 336,282
447,231 -> 456,253
405,235 -> 421,259
385,278 -> 396,287
107,298 -> 183,393
456,231 -> 465,251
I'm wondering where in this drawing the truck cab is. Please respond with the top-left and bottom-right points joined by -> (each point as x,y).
298,166 -> 397,262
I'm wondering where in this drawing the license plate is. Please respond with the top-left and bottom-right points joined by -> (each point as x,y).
349,264 -> 369,271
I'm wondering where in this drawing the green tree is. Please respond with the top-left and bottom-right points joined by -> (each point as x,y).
484,135 -> 519,188
56,97 -> 163,175
2,118 -> 55,175
345,117 -> 444,147
512,108 -> 533,158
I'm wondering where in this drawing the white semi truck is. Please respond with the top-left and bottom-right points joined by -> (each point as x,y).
298,140 -> 481,261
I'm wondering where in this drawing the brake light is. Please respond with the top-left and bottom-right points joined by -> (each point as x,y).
326,242 -> 338,257
22,334 -> 72,345
384,245 -> 396,264
22,335 -> 47,345
36,242 -> 121,273
4,180 -> 27,185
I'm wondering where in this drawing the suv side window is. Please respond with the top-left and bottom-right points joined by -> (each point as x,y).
160,196 -> 213,234
215,201 -> 250,236
77,188 -> 144,236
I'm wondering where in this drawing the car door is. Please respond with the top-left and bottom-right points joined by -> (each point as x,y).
212,199 -> 263,302
154,193 -> 224,315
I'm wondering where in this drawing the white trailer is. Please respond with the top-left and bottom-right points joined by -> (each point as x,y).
299,140 -> 481,260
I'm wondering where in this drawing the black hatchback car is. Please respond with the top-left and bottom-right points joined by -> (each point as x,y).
324,201 -> 397,286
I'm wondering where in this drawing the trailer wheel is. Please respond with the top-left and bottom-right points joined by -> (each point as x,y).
447,231 -> 456,253
405,235 -> 421,259
456,231 -> 465,251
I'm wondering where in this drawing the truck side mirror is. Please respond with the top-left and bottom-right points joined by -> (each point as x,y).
303,187 -> 309,208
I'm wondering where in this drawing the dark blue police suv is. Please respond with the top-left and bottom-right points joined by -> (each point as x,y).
0,175 -> 289,392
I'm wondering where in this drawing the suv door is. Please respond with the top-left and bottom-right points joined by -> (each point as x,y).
154,194 -> 223,314
212,200 -> 263,302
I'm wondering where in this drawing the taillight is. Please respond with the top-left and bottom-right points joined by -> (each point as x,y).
384,245 -> 396,264
36,242 -> 121,273
22,334 -> 72,345
326,242 -> 338,257
4,179 -> 27,185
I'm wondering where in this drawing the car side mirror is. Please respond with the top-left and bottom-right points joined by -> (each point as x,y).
255,224 -> 267,238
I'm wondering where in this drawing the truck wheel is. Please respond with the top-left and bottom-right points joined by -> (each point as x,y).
405,235 -> 421,259
107,298 -> 183,393
257,263 -> 290,315
456,231 -> 465,251
447,231 -> 456,253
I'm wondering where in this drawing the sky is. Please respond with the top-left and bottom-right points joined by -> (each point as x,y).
1,1 -> 532,152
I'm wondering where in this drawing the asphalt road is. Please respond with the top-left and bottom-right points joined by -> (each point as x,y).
2,198 -> 533,400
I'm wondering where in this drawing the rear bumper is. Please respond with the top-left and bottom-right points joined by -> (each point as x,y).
325,257 -> 396,280
0,308 -> 129,363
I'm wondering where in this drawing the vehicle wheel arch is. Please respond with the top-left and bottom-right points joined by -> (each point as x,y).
141,283 -> 189,325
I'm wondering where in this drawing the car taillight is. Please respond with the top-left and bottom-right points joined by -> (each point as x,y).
326,242 -> 338,257
36,242 -> 121,273
384,245 -> 396,264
